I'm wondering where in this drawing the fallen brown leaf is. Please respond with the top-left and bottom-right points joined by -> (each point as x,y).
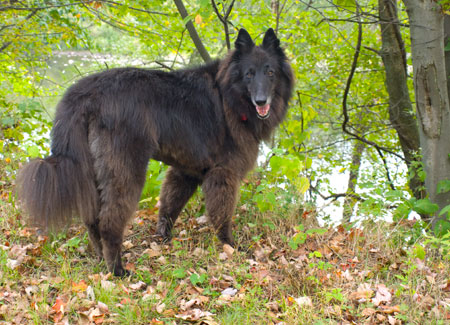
223,244 -> 234,258
72,280 -> 88,293
380,305 -> 400,314
175,308 -> 215,321
372,284 -> 392,306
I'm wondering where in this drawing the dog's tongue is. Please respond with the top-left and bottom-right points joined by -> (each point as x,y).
256,104 -> 270,117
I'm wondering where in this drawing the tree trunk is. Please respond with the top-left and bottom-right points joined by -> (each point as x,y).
343,140 -> 365,222
445,15 -> 450,104
378,0 -> 425,203
403,0 -> 450,223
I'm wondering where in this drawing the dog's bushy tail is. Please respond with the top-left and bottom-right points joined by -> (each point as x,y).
16,97 -> 98,229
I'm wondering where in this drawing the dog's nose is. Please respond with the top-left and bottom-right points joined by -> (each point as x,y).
255,98 -> 267,106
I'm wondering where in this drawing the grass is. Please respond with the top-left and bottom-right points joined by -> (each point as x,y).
1,190 -> 450,324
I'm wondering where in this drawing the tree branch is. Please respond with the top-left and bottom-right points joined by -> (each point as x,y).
0,0 -> 168,15
173,0 -> 211,62
0,1 -> 88,11
0,41 -> 11,53
341,3 -> 405,162
374,147 -> 396,190
99,0 -> 169,16
309,183 -> 363,202
211,0 -> 235,50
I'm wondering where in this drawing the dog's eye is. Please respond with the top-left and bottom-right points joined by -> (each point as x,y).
267,70 -> 274,77
246,71 -> 254,78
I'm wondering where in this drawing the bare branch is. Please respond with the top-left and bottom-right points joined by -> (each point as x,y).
0,41 -> 11,53
81,3 -> 161,37
173,0 -> 211,62
1,1 -> 168,15
211,0 -> 235,50
171,29 -> 186,69
309,183 -> 363,202
1,1 -> 86,11
341,3 -> 405,162
374,147 -> 396,190
99,0 -> 169,16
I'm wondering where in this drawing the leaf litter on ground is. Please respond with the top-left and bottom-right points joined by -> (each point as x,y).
1,199 -> 450,323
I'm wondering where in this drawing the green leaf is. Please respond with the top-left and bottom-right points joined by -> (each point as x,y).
199,0 -> 210,8
309,251 -> 322,258
439,205 -> 450,217
412,198 -> 439,215
172,268 -> 187,279
65,236 -> 81,248
295,176 -> 310,195
335,0 -> 356,9
437,180 -> 450,194
434,219 -> 450,237
393,201 -> 413,222
445,40 -> 450,52
182,14 -> 193,26
288,232 -> 307,250
190,273 -> 207,286
413,244 -> 426,260
305,228 -> 327,235
26,145 -> 40,158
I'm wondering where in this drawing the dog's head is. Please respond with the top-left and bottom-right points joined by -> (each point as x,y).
233,28 -> 290,120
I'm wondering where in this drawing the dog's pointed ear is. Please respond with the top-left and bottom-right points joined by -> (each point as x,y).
262,28 -> 280,51
235,29 -> 254,52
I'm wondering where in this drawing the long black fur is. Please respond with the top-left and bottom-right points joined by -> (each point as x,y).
17,28 -> 294,276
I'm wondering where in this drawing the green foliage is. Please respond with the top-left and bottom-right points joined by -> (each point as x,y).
424,231 -> 450,258
0,0 -> 88,188
324,288 -> 345,303
288,225 -> 327,250
437,180 -> 450,194
392,194 -> 440,222
412,244 -> 426,260
190,272 -> 208,286
434,219 -> 450,238
0,0 -> 435,237
412,198 -> 439,215
172,267 -> 187,279
139,161 -> 167,206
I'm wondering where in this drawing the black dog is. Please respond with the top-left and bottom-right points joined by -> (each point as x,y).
17,28 -> 294,276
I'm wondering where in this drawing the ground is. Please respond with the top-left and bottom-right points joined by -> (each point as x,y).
0,191 -> 449,324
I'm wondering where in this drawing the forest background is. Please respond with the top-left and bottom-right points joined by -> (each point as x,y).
1,0 -> 450,323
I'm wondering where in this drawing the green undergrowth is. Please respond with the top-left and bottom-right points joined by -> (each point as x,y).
0,191 -> 450,324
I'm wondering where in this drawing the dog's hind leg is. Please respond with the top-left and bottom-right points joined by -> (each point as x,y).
90,135 -> 149,276
96,165 -> 147,276
85,219 -> 103,259
156,167 -> 200,242
202,168 -> 239,247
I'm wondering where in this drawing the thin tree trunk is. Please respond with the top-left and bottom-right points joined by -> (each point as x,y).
343,140 -> 365,222
445,15 -> 450,104
403,0 -> 450,224
378,0 -> 425,204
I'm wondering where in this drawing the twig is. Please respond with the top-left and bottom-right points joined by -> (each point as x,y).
341,3 -> 405,162
374,147 -> 396,190
211,0 -> 235,50
173,0 -> 211,62
171,29 -> 185,69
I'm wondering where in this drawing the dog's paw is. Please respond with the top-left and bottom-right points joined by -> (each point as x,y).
113,267 -> 131,277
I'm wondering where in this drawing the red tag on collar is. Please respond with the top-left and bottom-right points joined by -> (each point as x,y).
241,113 -> 248,121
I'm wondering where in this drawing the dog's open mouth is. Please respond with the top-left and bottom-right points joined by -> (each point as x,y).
256,104 -> 270,119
